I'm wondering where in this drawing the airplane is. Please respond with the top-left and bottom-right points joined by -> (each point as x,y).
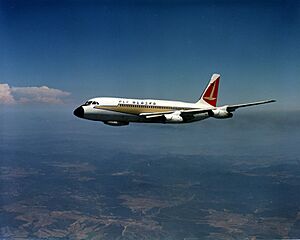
73,74 -> 275,126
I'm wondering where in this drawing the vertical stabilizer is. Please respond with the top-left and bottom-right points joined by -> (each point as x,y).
196,74 -> 220,107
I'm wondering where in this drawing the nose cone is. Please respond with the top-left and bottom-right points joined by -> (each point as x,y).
73,106 -> 84,118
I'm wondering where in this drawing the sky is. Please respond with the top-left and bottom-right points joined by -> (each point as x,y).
0,0 -> 299,110
1,3 -> 300,239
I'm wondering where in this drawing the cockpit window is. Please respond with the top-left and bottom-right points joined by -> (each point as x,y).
83,101 -> 92,106
83,101 -> 99,106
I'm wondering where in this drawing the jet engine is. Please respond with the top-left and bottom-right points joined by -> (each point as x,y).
164,111 -> 183,123
209,107 -> 233,119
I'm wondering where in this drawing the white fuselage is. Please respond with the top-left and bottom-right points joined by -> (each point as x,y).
74,97 -> 211,125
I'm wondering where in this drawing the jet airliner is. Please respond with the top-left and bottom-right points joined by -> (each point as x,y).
73,74 -> 275,126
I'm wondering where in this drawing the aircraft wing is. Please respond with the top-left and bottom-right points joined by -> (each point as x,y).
139,99 -> 275,120
226,99 -> 276,112
139,108 -> 213,119
139,111 -> 176,119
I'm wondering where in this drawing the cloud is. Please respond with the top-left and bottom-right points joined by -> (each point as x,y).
0,84 -> 16,104
0,84 -> 70,104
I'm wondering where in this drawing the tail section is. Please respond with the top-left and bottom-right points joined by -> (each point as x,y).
196,73 -> 220,107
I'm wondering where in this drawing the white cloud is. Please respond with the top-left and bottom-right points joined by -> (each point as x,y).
0,84 -> 16,104
0,84 -> 70,104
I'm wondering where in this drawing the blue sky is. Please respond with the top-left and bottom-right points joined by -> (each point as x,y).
0,0 -> 299,110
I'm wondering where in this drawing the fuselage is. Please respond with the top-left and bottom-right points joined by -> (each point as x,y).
74,97 -> 211,125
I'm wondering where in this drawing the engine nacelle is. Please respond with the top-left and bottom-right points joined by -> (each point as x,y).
164,112 -> 183,123
209,108 -> 233,119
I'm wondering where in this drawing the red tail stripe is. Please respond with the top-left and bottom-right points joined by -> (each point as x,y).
202,77 -> 219,107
